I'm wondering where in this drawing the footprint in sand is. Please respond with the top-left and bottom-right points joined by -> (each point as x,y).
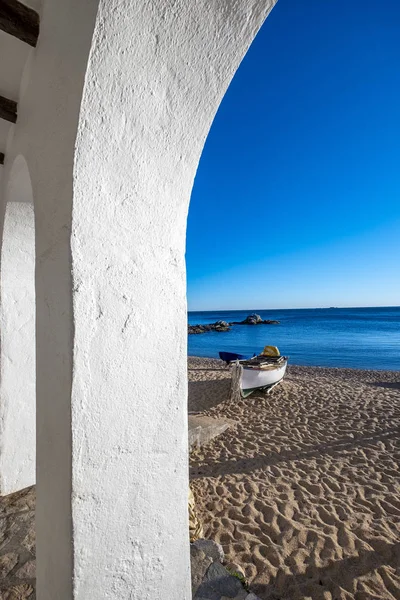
277,501 -> 296,520
322,476 -> 342,493
316,505 -> 337,526
299,480 -> 323,497
332,503 -> 348,521
337,525 -> 356,552
380,498 -> 400,516
260,504 -> 277,524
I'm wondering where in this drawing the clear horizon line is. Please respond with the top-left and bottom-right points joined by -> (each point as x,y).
188,304 -> 400,312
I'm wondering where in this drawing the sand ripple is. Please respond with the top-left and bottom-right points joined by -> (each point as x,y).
189,358 -> 400,600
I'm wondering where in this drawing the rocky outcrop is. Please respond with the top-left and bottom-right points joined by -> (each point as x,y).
188,320 -> 230,334
188,315 -> 279,334
229,313 -> 280,326
0,486 -> 35,599
243,313 -> 263,324
191,538 -> 261,600
193,539 -> 225,564
195,561 -> 248,599
188,315 -> 280,334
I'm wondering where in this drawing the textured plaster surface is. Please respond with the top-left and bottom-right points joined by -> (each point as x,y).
0,157 -> 35,494
0,0 -> 276,598
72,1 -> 275,598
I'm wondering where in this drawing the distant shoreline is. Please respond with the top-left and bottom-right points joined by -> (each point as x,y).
188,305 -> 400,313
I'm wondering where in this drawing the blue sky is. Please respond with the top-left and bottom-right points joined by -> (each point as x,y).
186,0 -> 400,311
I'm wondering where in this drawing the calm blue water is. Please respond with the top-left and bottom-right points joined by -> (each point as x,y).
188,307 -> 400,371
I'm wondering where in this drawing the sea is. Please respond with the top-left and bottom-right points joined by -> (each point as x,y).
188,307 -> 400,371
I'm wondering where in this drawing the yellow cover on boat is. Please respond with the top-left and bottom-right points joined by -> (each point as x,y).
261,345 -> 280,357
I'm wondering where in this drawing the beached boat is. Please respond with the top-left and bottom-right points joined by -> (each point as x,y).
238,355 -> 288,397
221,346 -> 288,398
224,346 -> 287,398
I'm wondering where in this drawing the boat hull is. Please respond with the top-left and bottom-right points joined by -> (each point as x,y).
241,360 -> 287,398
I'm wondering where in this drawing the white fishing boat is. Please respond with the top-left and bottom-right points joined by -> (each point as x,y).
239,356 -> 288,398
228,346 -> 288,398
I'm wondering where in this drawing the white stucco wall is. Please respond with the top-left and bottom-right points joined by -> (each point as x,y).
1,0 -> 276,598
72,2 -> 276,598
0,157 -> 35,493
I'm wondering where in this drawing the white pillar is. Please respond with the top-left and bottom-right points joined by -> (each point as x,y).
69,2 -> 275,597
0,157 -> 35,494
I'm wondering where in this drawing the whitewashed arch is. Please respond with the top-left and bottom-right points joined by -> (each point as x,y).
70,3 -> 276,598
0,154 -> 35,494
2,0 -> 277,598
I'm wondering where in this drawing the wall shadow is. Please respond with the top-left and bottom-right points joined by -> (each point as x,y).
188,379 -> 231,412
188,367 -> 228,372
190,425 -> 400,479
370,381 -> 400,390
251,540 -> 400,599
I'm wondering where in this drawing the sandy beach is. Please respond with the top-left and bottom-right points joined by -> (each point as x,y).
189,357 -> 400,600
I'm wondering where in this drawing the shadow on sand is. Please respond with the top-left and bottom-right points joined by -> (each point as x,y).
370,381 -> 400,390
190,426 -> 400,479
251,540 -> 400,599
188,367 -> 228,372
188,378 -> 231,412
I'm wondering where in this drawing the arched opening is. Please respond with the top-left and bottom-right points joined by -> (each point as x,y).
0,154 -> 35,494
187,1 -> 400,598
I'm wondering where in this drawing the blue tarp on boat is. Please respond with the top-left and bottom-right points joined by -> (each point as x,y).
219,351 -> 255,364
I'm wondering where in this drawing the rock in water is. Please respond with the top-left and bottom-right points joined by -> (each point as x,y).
188,325 -> 207,334
214,320 -> 230,331
188,315 -> 279,333
229,314 -> 280,325
188,321 -> 230,334
243,314 -> 262,324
